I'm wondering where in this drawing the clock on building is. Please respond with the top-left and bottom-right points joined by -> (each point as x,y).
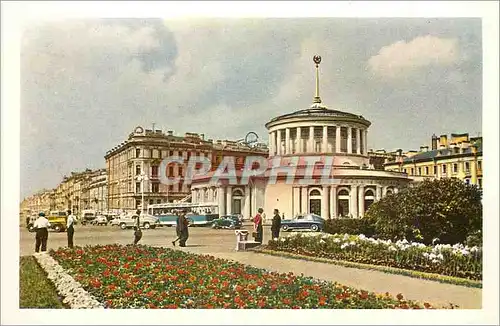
134,126 -> 144,134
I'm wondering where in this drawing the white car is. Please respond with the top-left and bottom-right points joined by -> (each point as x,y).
92,215 -> 109,226
110,214 -> 159,230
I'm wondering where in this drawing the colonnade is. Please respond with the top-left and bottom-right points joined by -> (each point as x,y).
268,125 -> 368,156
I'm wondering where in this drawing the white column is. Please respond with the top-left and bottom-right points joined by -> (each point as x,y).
293,187 -> 300,217
276,130 -> 282,156
226,186 -> 233,215
269,132 -> 275,156
297,127 -> 302,153
358,185 -> 365,218
244,186 -> 251,220
382,186 -> 387,197
336,126 -> 341,153
321,186 -> 329,219
217,187 -> 225,215
301,186 -> 308,214
347,127 -> 353,154
285,128 -> 290,155
330,185 -> 337,218
356,128 -> 361,154
309,126 -> 315,153
191,188 -> 196,203
376,185 -> 382,201
350,185 -> 358,218
322,126 -> 328,153
364,130 -> 368,155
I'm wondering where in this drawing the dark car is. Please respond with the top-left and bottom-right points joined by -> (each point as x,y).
281,214 -> 325,232
211,215 -> 242,229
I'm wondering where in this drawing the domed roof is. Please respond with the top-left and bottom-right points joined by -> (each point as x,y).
265,103 -> 371,128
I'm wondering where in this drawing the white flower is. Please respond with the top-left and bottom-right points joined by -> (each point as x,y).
34,252 -> 104,309
340,243 -> 348,250
358,234 -> 366,240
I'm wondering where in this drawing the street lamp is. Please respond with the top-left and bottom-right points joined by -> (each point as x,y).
136,172 -> 149,214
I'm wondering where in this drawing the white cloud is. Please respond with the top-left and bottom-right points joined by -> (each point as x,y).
368,35 -> 459,78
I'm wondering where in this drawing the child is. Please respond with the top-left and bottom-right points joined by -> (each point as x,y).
133,226 -> 142,245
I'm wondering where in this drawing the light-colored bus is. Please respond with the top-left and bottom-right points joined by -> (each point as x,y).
147,203 -> 219,227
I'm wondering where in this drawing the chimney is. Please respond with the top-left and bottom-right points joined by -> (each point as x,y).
431,134 -> 438,150
439,135 -> 448,148
167,130 -> 173,136
200,133 -> 205,140
420,146 -> 428,152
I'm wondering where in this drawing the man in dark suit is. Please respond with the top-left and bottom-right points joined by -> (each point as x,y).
271,209 -> 282,240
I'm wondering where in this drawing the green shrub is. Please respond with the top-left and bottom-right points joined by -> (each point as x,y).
364,178 -> 482,245
324,218 -> 375,237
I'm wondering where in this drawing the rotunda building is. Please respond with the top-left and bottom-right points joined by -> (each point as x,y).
190,55 -> 411,220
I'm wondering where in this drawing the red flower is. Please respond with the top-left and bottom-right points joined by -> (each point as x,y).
396,293 -> 404,301
282,298 -> 291,305
359,291 -> 369,300
183,288 -> 192,295
424,302 -> 432,309
271,284 -> 278,291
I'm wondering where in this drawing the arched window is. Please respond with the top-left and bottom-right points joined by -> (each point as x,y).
337,188 -> 350,218
309,189 -> 321,196
309,189 -> 322,215
386,188 -> 394,196
364,189 -> 375,210
233,189 -> 243,197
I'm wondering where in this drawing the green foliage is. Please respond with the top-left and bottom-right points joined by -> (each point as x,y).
364,178 -> 482,245
324,218 -> 375,237
19,256 -> 64,308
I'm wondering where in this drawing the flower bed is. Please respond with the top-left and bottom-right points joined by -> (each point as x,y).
266,233 -> 482,281
50,244 -> 436,309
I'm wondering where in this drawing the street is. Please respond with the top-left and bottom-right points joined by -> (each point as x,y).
19,222 -> 270,257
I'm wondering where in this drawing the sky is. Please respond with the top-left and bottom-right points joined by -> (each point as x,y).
20,18 -> 482,198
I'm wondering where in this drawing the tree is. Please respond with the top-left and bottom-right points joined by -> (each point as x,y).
364,178 -> 482,245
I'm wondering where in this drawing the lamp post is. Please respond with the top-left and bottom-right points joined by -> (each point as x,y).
136,172 -> 149,214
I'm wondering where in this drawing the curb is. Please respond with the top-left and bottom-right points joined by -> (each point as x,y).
253,249 -> 482,289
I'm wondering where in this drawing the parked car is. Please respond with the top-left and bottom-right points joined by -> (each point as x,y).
93,215 -> 109,226
211,215 -> 242,229
110,213 -> 160,230
280,214 -> 325,232
80,210 -> 97,225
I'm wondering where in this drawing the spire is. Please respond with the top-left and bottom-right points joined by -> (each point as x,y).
313,55 -> 322,104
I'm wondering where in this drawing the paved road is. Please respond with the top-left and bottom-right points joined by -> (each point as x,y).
19,224 -> 482,309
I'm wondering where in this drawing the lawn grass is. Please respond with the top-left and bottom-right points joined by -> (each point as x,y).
19,256 -> 64,308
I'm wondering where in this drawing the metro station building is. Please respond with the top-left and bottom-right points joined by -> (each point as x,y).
191,56 -> 412,219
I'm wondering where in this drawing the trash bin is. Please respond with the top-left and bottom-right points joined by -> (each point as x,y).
235,230 -> 249,251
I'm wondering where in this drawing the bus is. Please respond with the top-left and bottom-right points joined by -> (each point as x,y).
147,203 -> 219,227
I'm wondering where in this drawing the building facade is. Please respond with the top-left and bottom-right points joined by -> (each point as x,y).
384,133 -> 483,188
104,127 -> 269,213
190,56 -> 413,220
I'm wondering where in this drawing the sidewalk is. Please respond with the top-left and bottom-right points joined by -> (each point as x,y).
177,245 -> 482,309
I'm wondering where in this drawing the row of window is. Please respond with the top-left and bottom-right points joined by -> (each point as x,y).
134,148 -> 208,159
403,161 -> 481,176
274,127 -> 364,155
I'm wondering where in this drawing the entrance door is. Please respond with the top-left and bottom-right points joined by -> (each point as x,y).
232,198 -> 242,215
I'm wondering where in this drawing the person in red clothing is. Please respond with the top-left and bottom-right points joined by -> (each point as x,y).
253,208 -> 264,244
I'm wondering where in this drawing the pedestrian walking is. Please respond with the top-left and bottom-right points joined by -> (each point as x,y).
133,226 -> 143,245
172,210 -> 183,246
34,212 -> 50,253
132,210 -> 142,245
175,211 -> 190,247
253,208 -> 264,244
271,209 -> 282,240
66,210 -> 76,248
